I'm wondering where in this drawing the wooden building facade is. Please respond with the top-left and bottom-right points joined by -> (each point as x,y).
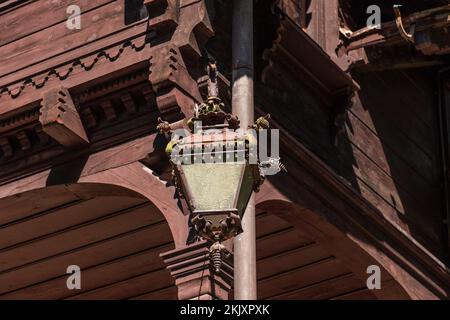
0,0 -> 449,299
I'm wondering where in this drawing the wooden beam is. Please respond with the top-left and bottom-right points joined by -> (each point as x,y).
0,224 -> 172,297
39,86 -> 89,148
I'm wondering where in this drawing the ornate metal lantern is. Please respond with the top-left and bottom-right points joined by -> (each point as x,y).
159,63 -> 280,272
161,93 -> 262,271
167,96 -> 263,243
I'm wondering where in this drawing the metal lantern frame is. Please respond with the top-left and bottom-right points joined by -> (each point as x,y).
158,63 -> 281,272
169,129 -> 262,244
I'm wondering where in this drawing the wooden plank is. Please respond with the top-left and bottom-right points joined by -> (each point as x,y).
349,96 -> 435,177
258,257 -> 349,299
344,108 -> 443,250
0,1 -> 126,77
0,1 -> 35,14
0,187 -> 81,226
351,72 -> 435,158
357,180 -> 442,248
399,69 -> 435,100
350,141 -> 426,214
269,273 -> 363,300
346,111 -> 435,185
130,286 -> 177,300
0,203 -> 164,272
343,133 -> 444,249
67,268 -> 173,300
0,0 -> 114,47
331,288 -> 377,300
256,72 -> 335,163
375,70 -> 433,127
256,228 -> 312,260
40,86 -> 90,147
257,243 -> 331,280
0,222 -> 173,295
0,20 -> 148,95
255,212 -> 291,238
1,244 -> 173,299
0,196 -> 146,250
0,40 -> 150,118
349,144 -> 442,245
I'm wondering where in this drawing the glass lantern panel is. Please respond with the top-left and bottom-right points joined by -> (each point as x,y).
181,163 -> 245,212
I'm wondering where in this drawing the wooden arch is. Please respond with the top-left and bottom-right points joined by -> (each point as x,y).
255,181 -> 439,300
0,161 -> 187,299
255,198 -> 410,299
0,161 -> 188,248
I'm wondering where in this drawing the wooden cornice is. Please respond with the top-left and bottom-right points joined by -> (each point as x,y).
345,5 -> 450,50
0,0 -> 211,118
0,31 -> 150,119
0,0 -> 182,118
0,1 -> 215,184
256,106 -> 450,298
344,4 -> 450,70
262,7 -> 359,99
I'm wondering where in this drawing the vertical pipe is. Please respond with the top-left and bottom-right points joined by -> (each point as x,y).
437,67 -> 450,263
232,0 -> 257,300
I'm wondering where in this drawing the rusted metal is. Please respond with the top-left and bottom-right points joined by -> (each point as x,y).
345,4 -> 450,52
394,5 -> 416,43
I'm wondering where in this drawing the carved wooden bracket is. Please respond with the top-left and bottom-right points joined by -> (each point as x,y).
161,241 -> 233,300
149,45 -> 203,120
39,86 -> 89,148
172,0 -> 213,64
145,0 -> 180,38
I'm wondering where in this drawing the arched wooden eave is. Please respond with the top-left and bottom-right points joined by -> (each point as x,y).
0,160 -> 190,299
254,181 -> 436,300
0,160 -> 188,248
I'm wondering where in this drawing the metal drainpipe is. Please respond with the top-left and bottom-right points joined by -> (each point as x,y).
232,0 -> 257,300
437,66 -> 450,267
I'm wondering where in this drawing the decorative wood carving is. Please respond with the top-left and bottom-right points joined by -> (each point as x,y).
145,0 -> 180,32
80,108 -> 97,129
35,126 -> 50,146
100,100 -> 117,122
261,15 -> 357,96
0,137 -> 13,158
161,241 -> 233,300
149,45 -> 203,118
39,86 -> 89,148
121,93 -> 137,114
172,0 -> 213,64
16,131 -> 31,151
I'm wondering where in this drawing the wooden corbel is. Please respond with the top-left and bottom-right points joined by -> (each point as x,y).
39,86 -> 89,148
148,46 -> 203,120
